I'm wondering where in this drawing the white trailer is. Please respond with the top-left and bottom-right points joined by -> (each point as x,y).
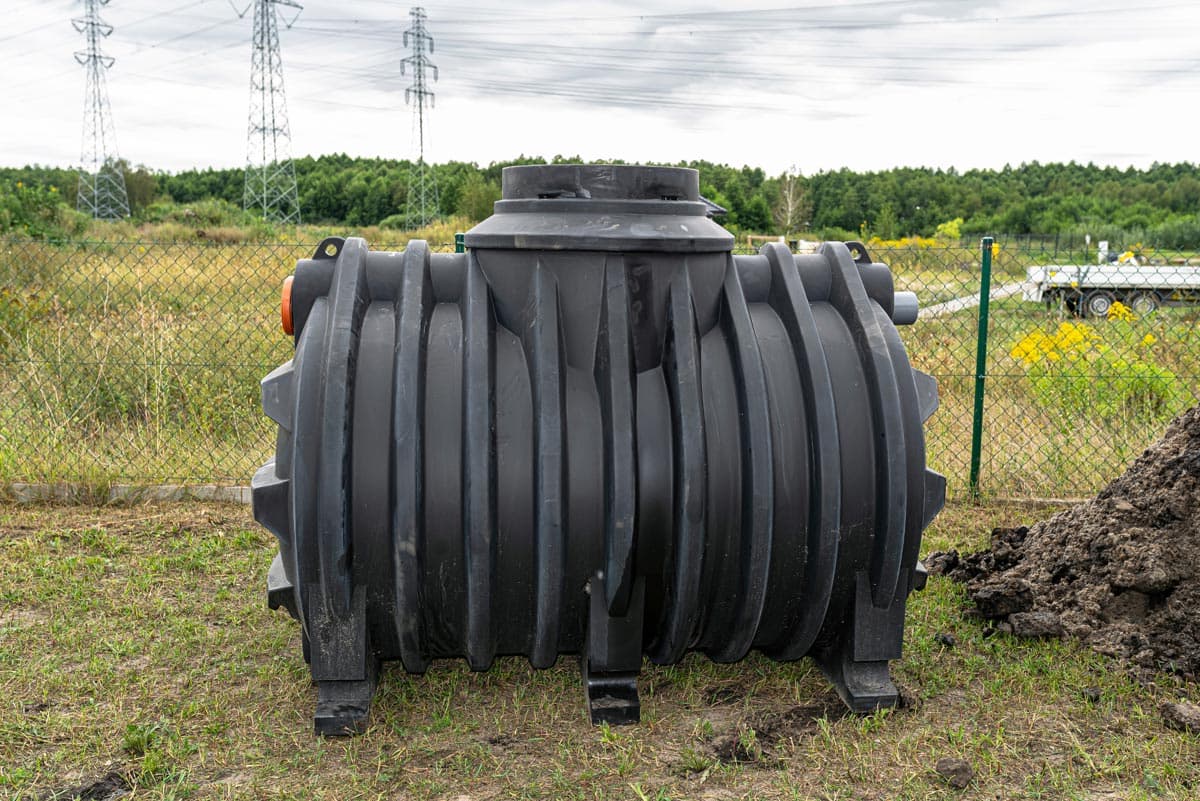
1022,243 -> 1200,318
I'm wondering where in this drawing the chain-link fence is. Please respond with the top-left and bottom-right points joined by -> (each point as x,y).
2,236 -> 1197,499
878,238 -> 1200,498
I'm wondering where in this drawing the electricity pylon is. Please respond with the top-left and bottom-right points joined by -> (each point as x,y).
402,7 -> 439,228
235,0 -> 302,224
74,0 -> 130,220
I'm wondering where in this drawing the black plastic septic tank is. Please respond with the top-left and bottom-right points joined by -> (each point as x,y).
252,164 -> 945,736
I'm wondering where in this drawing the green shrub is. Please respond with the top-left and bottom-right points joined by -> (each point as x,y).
1011,315 -> 1185,424
378,212 -> 418,230
815,225 -> 858,242
139,197 -> 257,229
0,181 -> 89,240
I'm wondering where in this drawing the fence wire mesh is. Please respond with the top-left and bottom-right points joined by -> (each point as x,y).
881,239 -> 1200,498
2,237 -> 1197,500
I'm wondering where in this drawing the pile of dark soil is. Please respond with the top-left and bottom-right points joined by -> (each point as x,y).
927,405 -> 1200,678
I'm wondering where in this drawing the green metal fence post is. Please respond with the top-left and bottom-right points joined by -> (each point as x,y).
454,232 -> 465,253
968,236 -> 994,499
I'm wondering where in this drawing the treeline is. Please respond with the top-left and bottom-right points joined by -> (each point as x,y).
146,155 -> 780,232
4,157 -> 1200,246
804,161 -> 1200,246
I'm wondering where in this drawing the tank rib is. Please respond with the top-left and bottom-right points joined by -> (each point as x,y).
529,261 -> 567,668
709,258 -> 774,662
352,301 -> 397,658
391,242 -> 433,673
878,309 -> 930,577
462,252 -> 498,670
595,256 -> 638,616
760,242 -> 840,659
825,243 -> 907,609
315,239 -> 368,618
262,361 -> 295,482
290,299 -> 327,635
649,263 -> 707,664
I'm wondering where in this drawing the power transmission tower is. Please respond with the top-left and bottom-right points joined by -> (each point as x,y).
402,7 -> 439,228
234,0 -> 302,224
74,0 -> 129,221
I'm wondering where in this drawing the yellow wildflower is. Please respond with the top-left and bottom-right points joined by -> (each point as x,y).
1011,321 -> 1102,366
1106,301 -> 1136,322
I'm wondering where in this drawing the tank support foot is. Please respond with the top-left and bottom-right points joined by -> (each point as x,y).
583,574 -> 645,725
814,571 -> 905,713
814,649 -> 898,713
314,654 -> 380,736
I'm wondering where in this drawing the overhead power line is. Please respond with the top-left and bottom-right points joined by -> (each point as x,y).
75,0 -> 130,220
236,0 -> 302,224
403,6 -> 439,227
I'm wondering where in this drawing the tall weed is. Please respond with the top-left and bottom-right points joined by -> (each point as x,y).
1010,306 -> 1185,423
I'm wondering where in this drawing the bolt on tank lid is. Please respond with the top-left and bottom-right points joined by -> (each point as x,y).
501,164 -> 701,202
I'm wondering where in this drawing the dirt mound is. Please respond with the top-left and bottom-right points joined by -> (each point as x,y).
927,405 -> 1200,678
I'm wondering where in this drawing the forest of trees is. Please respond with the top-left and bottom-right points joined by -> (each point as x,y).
4,156 -> 1200,246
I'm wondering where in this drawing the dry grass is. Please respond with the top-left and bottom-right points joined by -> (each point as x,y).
2,239 -> 1199,497
2,500 -> 1197,800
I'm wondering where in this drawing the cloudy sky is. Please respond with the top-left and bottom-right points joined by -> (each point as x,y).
3,0 -> 1198,175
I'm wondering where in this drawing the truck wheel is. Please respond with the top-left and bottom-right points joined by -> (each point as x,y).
1128,291 -> 1160,315
1083,290 -> 1115,319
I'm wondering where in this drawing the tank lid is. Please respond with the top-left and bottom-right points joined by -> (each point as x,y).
466,164 -> 734,253
502,164 -> 700,202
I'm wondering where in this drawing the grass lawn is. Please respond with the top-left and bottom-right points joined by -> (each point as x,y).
2,501 -> 1197,800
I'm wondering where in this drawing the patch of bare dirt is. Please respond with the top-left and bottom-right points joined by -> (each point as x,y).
40,770 -> 130,801
708,691 -> 846,765
928,405 -> 1200,678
